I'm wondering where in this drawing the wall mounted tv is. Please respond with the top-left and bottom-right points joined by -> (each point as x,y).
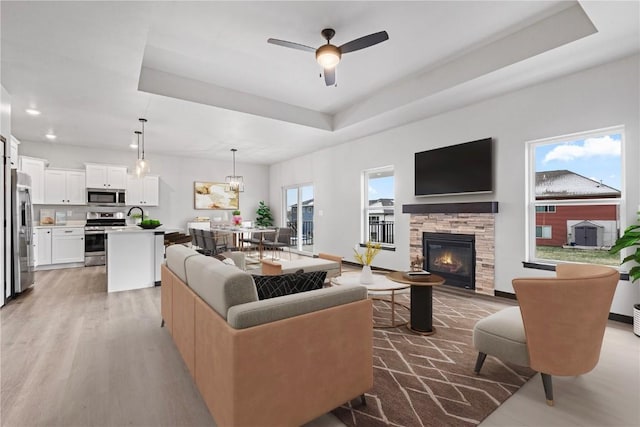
415,137 -> 493,196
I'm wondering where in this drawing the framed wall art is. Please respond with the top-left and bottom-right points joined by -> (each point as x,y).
194,181 -> 239,210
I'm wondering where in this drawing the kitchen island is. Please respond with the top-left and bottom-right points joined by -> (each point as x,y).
105,227 -> 167,293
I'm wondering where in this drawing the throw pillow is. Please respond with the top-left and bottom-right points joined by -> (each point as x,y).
252,270 -> 327,300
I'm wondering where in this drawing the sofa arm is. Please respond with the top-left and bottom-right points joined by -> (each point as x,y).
260,259 -> 282,276
227,285 -> 367,329
226,251 -> 246,271
318,252 -> 343,276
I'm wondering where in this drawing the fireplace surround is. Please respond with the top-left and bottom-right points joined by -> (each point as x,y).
404,202 -> 497,295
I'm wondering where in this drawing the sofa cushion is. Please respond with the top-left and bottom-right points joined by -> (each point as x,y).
473,306 -> 530,367
253,271 -> 327,300
165,245 -> 202,283
227,284 -> 368,329
186,256 -> 258,319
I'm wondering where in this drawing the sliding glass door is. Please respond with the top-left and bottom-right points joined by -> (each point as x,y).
284,184 -> 314,253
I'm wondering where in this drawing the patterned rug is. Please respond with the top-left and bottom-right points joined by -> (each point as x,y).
333,290 -> 535,426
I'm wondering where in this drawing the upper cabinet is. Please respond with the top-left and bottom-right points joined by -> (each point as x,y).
85,164 -> 127,189
44,169 -> 86,205
126,174 -> 159,206
19,156 -> 47,204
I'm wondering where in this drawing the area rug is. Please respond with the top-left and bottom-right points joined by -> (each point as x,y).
333,291 -> 535,426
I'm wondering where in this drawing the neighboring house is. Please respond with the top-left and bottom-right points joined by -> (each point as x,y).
368,198 -> 395,244
289,199 -> 314,243
535,170 -> 620,247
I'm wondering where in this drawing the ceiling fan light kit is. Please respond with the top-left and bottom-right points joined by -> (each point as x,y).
316,44 -> 341,68
268,27 -> 389,86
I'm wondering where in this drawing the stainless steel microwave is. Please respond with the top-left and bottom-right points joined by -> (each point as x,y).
87,189 -> 126,206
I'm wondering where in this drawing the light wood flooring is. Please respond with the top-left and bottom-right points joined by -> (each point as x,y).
2,265 -> 639,427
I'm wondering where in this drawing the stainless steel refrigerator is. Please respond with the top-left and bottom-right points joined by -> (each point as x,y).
11,169 -> 34,293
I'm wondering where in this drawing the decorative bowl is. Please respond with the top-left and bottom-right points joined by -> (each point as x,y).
138,223 -> 162,229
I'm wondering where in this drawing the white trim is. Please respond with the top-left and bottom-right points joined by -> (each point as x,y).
525,125 -> 625,264
362,165 -> 395,247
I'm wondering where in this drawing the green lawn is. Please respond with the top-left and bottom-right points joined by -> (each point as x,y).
536,245 -> 621,266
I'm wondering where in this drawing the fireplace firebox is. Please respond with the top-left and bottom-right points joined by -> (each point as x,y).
423,232 -> 475,290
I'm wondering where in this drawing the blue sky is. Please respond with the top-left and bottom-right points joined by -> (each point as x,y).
286,186 -> 314,208
369,176 -> 394,200
535,133 -> 622,190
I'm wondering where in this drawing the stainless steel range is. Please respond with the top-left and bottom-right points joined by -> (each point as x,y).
84,212 -> 127,266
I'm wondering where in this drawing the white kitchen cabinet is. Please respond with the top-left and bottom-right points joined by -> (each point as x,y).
44,169 -> 86,205
86,164 -> 127,189
35,228 -> 52,266
126,174 -> 159,206
19,156 -> 46,204
51,228 -> 84,264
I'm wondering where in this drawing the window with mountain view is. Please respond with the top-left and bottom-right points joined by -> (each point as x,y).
527,126 -> 623,266
363,166 -> 395,247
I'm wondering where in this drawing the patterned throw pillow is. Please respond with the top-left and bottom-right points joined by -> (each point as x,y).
253,270 -> 327,300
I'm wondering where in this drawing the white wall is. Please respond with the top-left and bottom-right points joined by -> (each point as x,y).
269,55 -> 640,316
18,141 -> 270,230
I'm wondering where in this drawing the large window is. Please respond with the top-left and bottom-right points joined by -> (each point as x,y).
526,126 -> 623,266
363,166 -> 395,246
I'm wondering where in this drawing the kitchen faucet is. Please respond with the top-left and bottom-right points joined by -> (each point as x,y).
127,206 -> 145,223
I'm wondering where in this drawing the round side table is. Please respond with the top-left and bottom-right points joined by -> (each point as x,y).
387,271 -> 445,335
331,271 -> 410,328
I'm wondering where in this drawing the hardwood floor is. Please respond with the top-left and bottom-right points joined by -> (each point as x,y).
1,267 -> 213,426
2,265 -> 638,427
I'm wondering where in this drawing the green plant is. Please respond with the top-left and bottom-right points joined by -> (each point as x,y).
609,213 -> 640,282
353,241 -> 382,266
232,210 -> 241,216
255,201 -> 274,227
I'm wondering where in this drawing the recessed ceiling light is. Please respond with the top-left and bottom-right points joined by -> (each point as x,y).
26,108 -> 41,116
45,133 -> 57,140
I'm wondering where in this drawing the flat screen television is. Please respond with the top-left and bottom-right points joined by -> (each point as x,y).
415,138 -> 493,196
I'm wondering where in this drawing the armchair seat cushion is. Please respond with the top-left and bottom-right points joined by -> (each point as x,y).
473,306 -> 529,367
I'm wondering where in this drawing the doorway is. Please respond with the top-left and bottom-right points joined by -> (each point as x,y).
284,184 -> 314,254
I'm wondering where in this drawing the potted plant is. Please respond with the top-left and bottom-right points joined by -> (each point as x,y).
353,241 -> 382,284
255,201 -> 274,227
608,214 -> 640,337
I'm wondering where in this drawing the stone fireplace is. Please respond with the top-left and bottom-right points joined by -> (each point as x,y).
403,202 -> 497,295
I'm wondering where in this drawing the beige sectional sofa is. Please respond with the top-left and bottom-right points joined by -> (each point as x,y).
161,245 -> 373,427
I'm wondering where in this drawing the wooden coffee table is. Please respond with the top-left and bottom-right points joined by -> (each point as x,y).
387,271 -> 445,335
331,271 -> 410,328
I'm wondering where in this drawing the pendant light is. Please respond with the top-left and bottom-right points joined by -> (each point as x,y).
136,118 -> 150,177
225,148 -> 244,192
134,130 -> 142,175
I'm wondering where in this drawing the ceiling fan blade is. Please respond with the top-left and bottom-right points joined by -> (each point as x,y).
267,38 -> 315,52
324,67 -> 336,86
339,31 -> 389,54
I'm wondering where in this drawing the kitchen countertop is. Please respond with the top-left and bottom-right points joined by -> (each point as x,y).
34,224 -> 86,229
105,226 -> 179,234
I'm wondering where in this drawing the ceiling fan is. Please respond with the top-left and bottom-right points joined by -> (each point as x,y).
267,28 -> 389,86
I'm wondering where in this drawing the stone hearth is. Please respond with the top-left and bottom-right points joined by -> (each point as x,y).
405,203 -> 497,295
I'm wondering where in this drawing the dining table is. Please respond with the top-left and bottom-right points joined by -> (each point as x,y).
212,226 -> 276,260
